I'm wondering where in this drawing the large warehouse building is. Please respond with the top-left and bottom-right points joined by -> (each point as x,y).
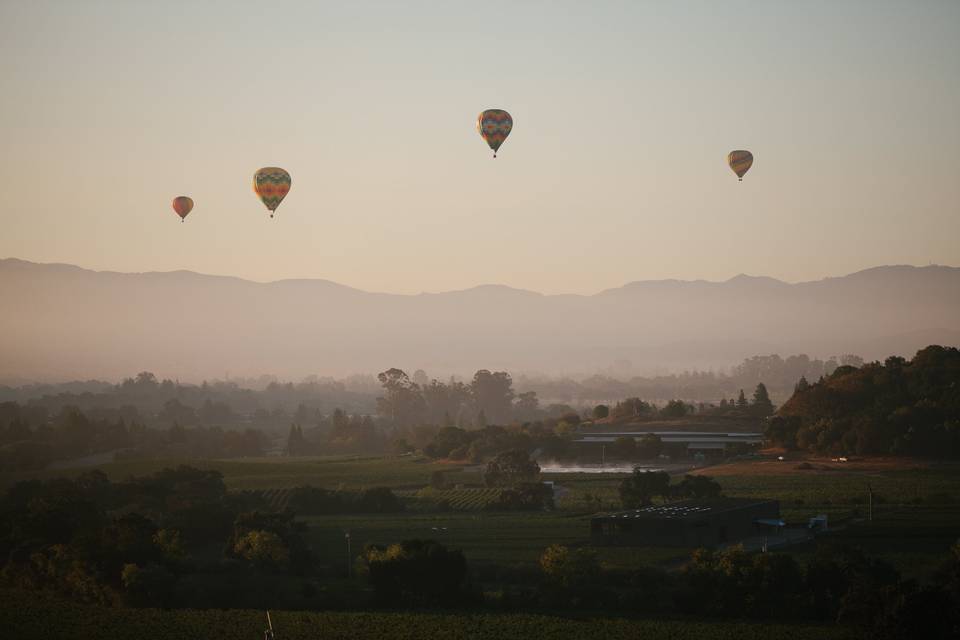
590,497 -> 780,547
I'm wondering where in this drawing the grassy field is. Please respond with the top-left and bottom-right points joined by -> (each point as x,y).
769,503 -> 960,580
4,453 -> 958,579
0,454 -> 472,491
0,590 -> 859,640
301,511 -> 689,574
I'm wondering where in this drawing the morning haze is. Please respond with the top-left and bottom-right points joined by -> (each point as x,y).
2,3 -> 960,639
1,258 -> 958,382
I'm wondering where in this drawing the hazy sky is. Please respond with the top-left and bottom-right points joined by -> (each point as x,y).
1,1 -> 958,294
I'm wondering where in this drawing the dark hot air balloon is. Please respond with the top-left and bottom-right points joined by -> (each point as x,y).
477,109 -> 513,158
727,150 -> 754,181
172,196 -> 193,222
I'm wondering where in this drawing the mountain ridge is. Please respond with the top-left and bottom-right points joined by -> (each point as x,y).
4,257 -> 957,298
2,257 -> 958,381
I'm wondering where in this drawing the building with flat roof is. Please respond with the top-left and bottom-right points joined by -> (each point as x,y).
590,497 -> 780,548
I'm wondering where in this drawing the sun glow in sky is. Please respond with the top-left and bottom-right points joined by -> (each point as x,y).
1,0 -> 958,294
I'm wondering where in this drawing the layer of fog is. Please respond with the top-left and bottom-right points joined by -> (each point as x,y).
2,259 -> 958,383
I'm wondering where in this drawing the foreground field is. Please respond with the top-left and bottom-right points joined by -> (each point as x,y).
0,455 -> 470,491
3,453 -> 957,579
302,511 -> 687,573
0,590 -> 858,640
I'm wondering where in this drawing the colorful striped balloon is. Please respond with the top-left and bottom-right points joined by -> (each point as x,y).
172,196 -> 193,222
253,167 -> 292,218
477,109 -> 513,158
727,150 -> 754,181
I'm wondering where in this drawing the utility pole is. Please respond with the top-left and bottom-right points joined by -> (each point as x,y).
265,611 -> 275,640
867,483 -> 873,522
601,445 -> 606,467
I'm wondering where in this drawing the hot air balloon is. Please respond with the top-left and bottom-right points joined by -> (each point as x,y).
477,109 -> 513,158
727,150 -> 754,181
172,196 -> 193,222
253,167 -> 291,218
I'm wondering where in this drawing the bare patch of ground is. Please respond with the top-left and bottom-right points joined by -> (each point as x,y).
691,456 -> 930,477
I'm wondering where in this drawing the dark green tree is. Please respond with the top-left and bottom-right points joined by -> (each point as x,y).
484,449 -> 540,487
376,369 -> 426,428
751,383 -> 775,417
361,539 -> 469,606
635,434 -> 663,459
470,370 -> 515,424
357,487 -> 404,513
672,474 -> 722,499
661,400 -> 690,418
619,469 -> 670,508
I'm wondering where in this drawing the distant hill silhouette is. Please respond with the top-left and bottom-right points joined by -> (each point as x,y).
1,258 -> 958,381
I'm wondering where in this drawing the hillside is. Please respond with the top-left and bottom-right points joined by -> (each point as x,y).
2,258 -> 958,381
768,345 -> 960,457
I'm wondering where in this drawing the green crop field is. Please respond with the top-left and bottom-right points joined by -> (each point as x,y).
4,454 -> 958,580
302,510 -> 690,575
0,590 -> 859,640
0,454 -> 470,492
412,486 -> 504,510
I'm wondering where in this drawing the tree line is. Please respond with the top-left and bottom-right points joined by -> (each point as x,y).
766,346 -> 960,458
0,403 -> 269,471
350,534 -> 960,638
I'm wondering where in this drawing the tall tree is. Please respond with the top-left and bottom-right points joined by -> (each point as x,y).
736,389 -> 749,408
483,449 -> 540,487
376,369 -> 426,428
751,383 -> 775,417
286,424 -> 305,456
470,370 -> 515,425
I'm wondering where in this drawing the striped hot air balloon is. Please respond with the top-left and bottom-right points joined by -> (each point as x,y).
172,196 -> 193,222
727,150 -> 754,181
253,167 -> 292,218
477,109 -> 513,158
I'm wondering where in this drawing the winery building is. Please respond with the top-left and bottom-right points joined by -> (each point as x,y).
590,497 -> 781,547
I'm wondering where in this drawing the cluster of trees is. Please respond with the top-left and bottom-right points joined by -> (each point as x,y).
285,409 -> 383,455
375,368 -> 565,429
0,403 -> 269,471
605,384 -> 775,423
421,423 -> 558,461
0,466 -> 313,608
675,543 -> 960,637
0,371 -> 375,431
618,469 -> 723,508
538,540 -> 960,637
359,539 -> 473,607
517,353 -> 862,406
766,346 -> 960,457
1,364 -> 795,466
480,450 -> 554,511
351,535 -> 960,638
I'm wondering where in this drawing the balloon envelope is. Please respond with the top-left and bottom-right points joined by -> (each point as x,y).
253,167 -> 292,216
727,150 -> 754,180
477,109 -> 513,157
172,196 -> 193,220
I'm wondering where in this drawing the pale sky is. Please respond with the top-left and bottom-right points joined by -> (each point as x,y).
1,0 -> 958,295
